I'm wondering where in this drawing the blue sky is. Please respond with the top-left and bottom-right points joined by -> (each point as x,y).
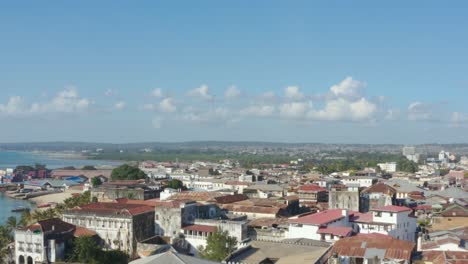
0,1 -> 467,143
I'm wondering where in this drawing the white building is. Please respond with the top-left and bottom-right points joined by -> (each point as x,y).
341,176 -> 376,188
377,162 -> 397,173
351,205 -> 418,242
15,218 -> 76,264
288,209 -> 353,242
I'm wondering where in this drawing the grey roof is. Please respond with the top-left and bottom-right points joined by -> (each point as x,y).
245,184 -> 284,192
129,251 -> 220,264
225,240 -> 329,264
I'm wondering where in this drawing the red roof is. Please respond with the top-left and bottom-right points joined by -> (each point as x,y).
182,225 -> 217,233
331,233 -> 415,261
414,205 -> 432,211
67,202 -> 154,216
289,209 -> 345,225
224,181 -> 251,186
73,226 -> 97,237
350,212 -> 373,223
372,205 -> 412,213
298,184 -> 327,192
317,226 -> 353,237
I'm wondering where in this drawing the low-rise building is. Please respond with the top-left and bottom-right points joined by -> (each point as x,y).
288,209 -> 353,242
327,233 -> 415,264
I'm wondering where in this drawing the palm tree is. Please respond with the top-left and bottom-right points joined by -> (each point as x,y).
6,216 -> 17,231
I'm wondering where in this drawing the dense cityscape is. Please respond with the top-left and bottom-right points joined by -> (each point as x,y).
0,144 -> 466,264
1,1 -> 468,263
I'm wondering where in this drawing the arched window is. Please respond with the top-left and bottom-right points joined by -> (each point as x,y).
18,256 -> 25,264
27,256 -> 33,264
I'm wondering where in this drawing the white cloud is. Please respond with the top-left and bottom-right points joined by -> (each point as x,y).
114,101 -> 126,110
308,98 -> 377,121
151,88 -> 163,98
330,76 -> 365,99
0,96 -> 27,115
187,85 -> 213,100
407,102 -> 433,121
285,86 -> 304,100
224,85 -> 241,99
240,105 -> 275,117
260,91 -> 276,100
280,102 -> 310,118
159,98 -> 177,113
451,112 -> 468,123
44,87 -> 90,113
0,87 -> 91,116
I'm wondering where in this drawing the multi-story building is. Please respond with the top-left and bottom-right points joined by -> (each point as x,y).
360,183 -> 396,212
328,185 -> 360,211
377,162 -> 397,173
288,209 -> 353,242
15,218 -> 76,264
295,184 -> 328,207
351,205 -> 418,242
62,202 -> 155,258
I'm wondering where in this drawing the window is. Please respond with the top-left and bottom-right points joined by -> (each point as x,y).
375,212 -> 382,217
390,213 -> 393,217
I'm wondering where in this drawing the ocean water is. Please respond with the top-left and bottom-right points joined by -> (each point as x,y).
0,192 -> 33,225
0,151 -> 122,225
0,151 -> 121,169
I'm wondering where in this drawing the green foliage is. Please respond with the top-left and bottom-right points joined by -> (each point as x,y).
465,172 -> 468,178
35,163 -> 47,170
0,225 -> 13,260
69,236 -> 128,264
22,191 -> 92,225
111,164 -> 147,180
199,230 -> 237,261
6,216 -> 18,231
69,236 -> 101,263
91,177 -> 102,187
61,166 -> 76,170
15,165 -> 35,172
82,165 -> 97,170
209,168 -> 221,175
166,179 -> 184,189
396,157 -> 418,173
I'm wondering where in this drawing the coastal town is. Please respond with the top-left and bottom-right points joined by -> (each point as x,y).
0,146 -> 467,264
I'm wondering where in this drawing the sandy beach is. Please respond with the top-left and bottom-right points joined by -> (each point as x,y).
30,189 -> 82,205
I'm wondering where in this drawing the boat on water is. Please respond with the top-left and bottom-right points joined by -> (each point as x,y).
11,207 -> 30,213
37,202 -> 56,208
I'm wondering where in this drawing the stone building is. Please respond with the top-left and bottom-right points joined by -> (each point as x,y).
153,200 -> 198,240
62,202 -> 155,258
91,180 -> 161,202
360,183 -> 396,212
328,185 -> 360,211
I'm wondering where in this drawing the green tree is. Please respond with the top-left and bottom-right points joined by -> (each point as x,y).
69,236 -> 100,263
91,177 -> 102,187
82,165 -> 97,170
6,216 -> 18,231
199,230 -> 237,261
111,164 -> 147,180
0,225 -> 13,260
167,179 -> 184,189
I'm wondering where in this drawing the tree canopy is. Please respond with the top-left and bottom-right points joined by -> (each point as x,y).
111,164 -> 147,180
199,230 -> 237,261
69,236 -> 129,264
82,165 -> 97,170
91,177 -> 102,187
166,179 -> 184,190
